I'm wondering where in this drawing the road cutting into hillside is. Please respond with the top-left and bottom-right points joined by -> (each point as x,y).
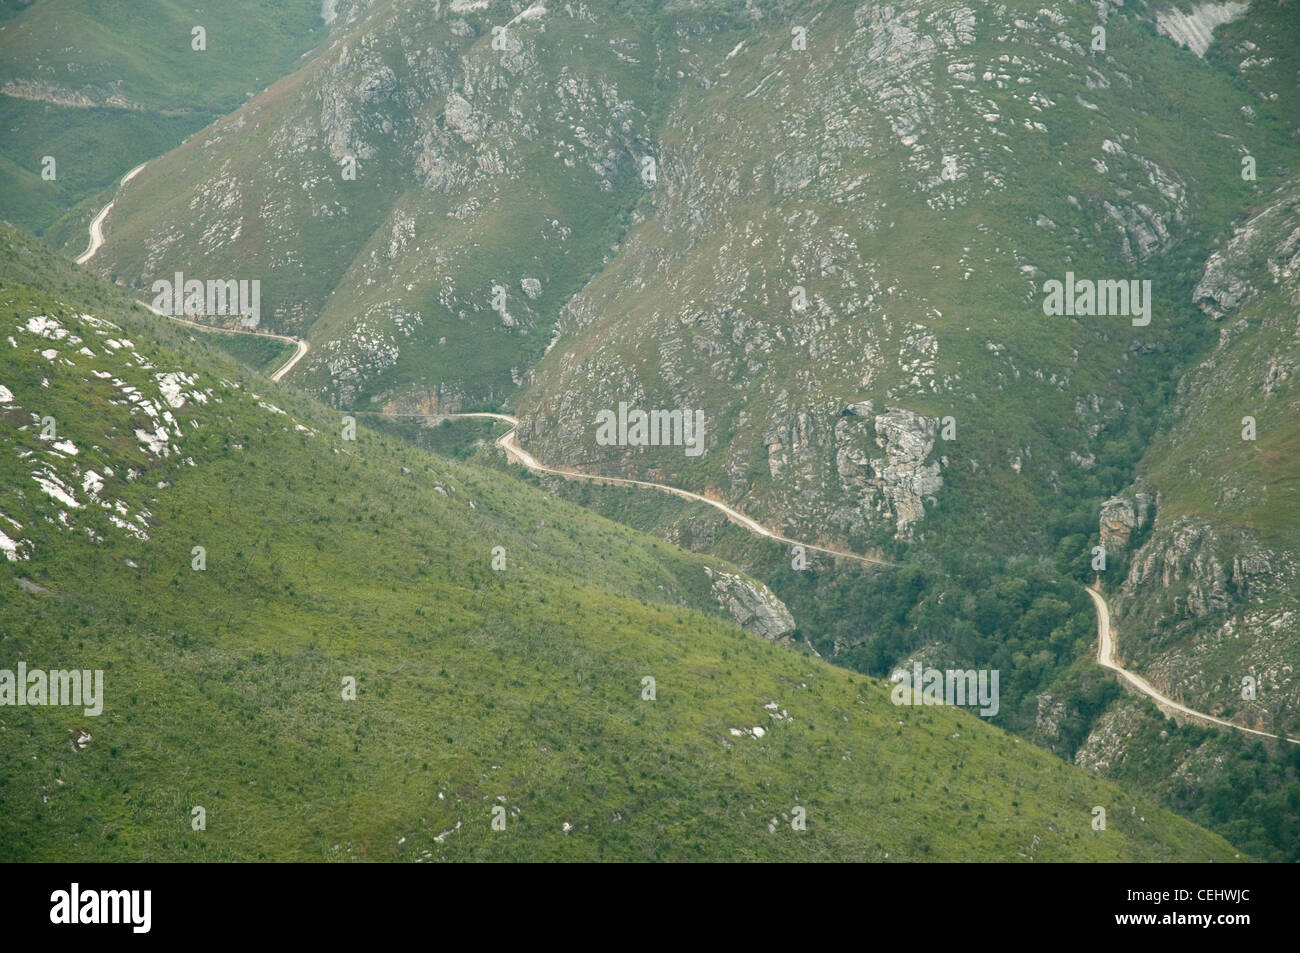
76,161 -> 147,265
74,198 -> 1292,738
1085,584 -> 1298,745
77,171 -> 310,383
137,301 -> 309,382
380,411 -> 894,568
396,415 -> 1297,740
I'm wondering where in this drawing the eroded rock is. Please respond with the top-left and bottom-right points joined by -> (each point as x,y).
705,566 -> 796,641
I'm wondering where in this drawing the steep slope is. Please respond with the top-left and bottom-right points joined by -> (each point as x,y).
1103,177 -> 1300,739
80,0 -> 1299,553
518,0 -> 1297,556
0,0 -> 360,241
85,0 -> 675,411
1067,176 -> 1300,861
68,0 -> 1300,859
0,223 -> 1242,861
473,0 -> 1300,858
59,0 -> 1300,546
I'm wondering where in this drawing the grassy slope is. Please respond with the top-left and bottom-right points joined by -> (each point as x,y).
0,224 -> 1242,861
0,0 -> 330,238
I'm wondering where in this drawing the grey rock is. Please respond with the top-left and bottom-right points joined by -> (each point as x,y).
1195,249 -> 1253,318
1126,520 -> 1230,618
1100,497 -> 1137,551
705,566 -> 796,640
1100,490 -> 1154,551
870,407 -> 943,539
1035,693 -> 1068,741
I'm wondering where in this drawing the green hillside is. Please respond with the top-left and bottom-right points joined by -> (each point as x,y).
0,223 -> 1243,861
0,0 -> 335,240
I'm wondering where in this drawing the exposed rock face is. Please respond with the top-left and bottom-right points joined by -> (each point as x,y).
869,408 -> 943,539
1099,498 -> 1136,552
1035,693 -> 1067,742
1126,520 -> 1231,618
1154,2 -> 1249,58
444,91 -> 484,144
1074,702 -> 1150,774
831,405 -> 945,539
1099,491 -> 1153,552
1231,551 -> 1272,598
1194,191 -> 1300,319
762,390 -> 819,482
705,566 -> 796,641
1194,252 -> 1254,319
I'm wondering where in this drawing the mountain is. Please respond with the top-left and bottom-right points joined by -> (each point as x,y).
78,0 -> 1297,569
1110,176 -> 1300,739
78,0 -> 674,410
7,0 -> 1298,863
49,0 -> 1300,858
0,0 -> 356,243
0,222 -> 1244,860
516,0 -> 1298,556
1071,175 -> 1300,859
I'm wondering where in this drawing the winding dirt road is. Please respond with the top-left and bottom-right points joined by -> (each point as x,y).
400,415 -> 1299,741
268,337 -> 310,382
75,161 -> 147,265
389,411 -> 895,568
1086,584 -> 1298,744
75,176 -> 1288,738
136,301 -> 308,382
77,167 -> 309,382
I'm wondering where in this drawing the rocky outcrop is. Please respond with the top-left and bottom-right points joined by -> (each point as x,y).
1194,190 -> 1300,319
762,390 -> 819,482
1231,551 -> 1272,598
830,405 -> 945,540
869,408 -> 943,539
1035,693 -> 1068,742
1194,251 -> 1255,319
1126,520 -> 1231,619
1074,702 -> 1152,774
705,566 -> 796,641
1154,2 -> 1249,58
1099,490 -> 1153,552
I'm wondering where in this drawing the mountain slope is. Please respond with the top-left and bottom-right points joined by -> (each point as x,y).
518,0 -> 1298,555
83,0 -> 673,411
0,222 -> 1243,861
66,0 -> 1300,859
1106,176 -> 1300,738
1061,175 -> 1300,861
0,0 -> 360,241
